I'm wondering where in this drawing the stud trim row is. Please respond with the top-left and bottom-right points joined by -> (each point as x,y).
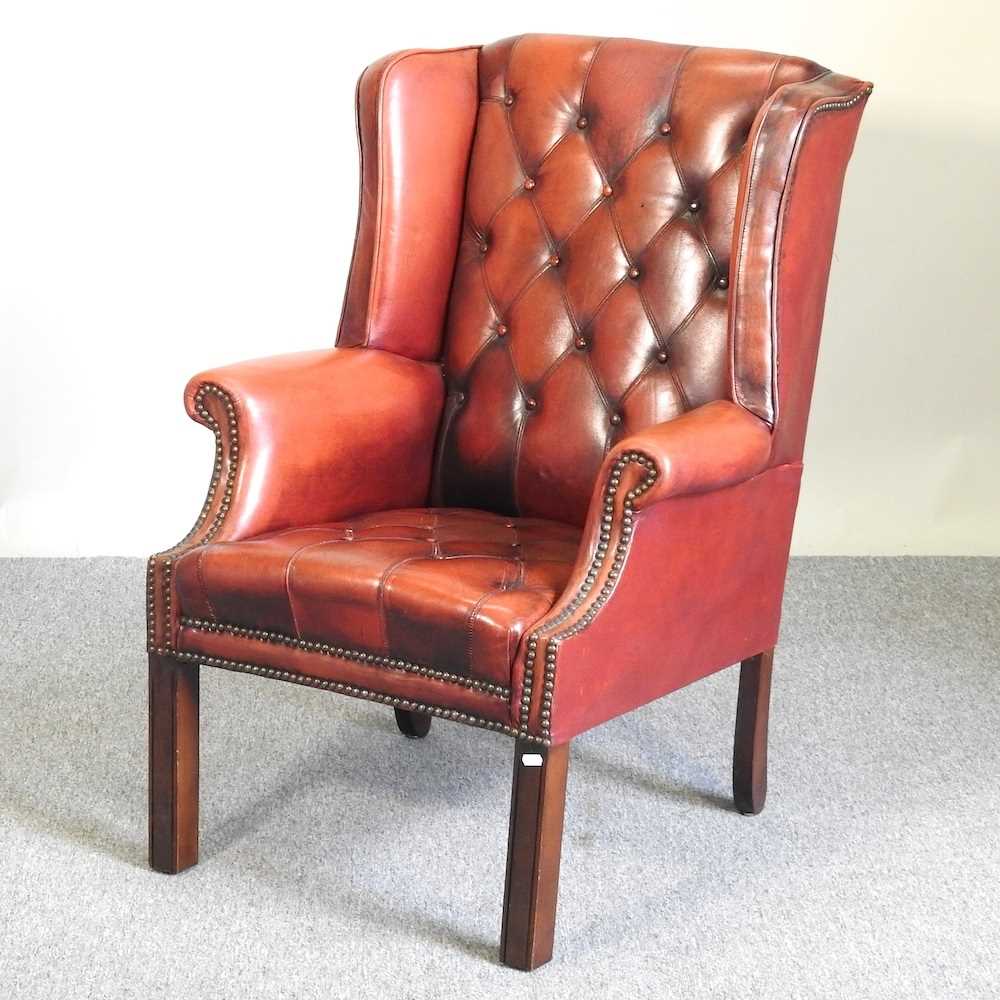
178,617 -> 512,699
519,451 -> 659,740
153,647 -> 542,743
813,84 -> 873,115
147,383 -> 240,651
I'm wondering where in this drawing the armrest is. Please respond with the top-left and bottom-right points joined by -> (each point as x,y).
602,400 -> 773,510
179,347 -> 444,544
148,346 -> 444,652
513,400 -> 774,743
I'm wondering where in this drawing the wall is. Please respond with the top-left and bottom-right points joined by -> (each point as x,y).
1,0 -> 997,555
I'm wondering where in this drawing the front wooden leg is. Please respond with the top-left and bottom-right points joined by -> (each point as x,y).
733,648 -> 774,815
500,739 -> 569,971
148,652 -> 200,873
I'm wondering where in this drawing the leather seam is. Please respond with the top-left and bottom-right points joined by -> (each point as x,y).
731,85 -> 787,418
578,38 -> 606,106
661,46 -> 697,197
463,568 -> 519,677
283,538 -> 349,641
376,553 -> 434,652
194,549 -> 219,623
335,66 -> 368,347
762,57 -> 783,105
769,83 -> 872,441
502,560 -> 530,670
730,70 -> 841,422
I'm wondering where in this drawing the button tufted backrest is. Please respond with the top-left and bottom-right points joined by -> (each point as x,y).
432,35 -> 824,524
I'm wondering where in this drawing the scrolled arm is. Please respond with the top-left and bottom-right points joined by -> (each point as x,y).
601,400 -> 773,510
178,347 -> 445,543
147,346 -> 444,651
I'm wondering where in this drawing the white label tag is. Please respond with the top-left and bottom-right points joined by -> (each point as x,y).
521,753 -> 544,767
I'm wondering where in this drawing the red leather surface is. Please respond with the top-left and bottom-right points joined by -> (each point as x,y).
175,508 -> 579,689
337,48 -> 479,359
767,89 -> 869,465
605,399 -> 772,509
183,348 -> 444,542
149,35 -> 871,745
730,73 -> 871,430
542,464 -> 803,743
434,36 -> 823,524
177,623 -> 515,728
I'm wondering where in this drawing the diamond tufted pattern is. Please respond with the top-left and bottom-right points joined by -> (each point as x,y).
173,508 -> 580,689
434,36 -> 822,524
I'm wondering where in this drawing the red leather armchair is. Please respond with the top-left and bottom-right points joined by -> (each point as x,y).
147,34 -> 871,970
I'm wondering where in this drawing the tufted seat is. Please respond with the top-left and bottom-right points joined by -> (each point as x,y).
173,509 -> 580,694
146,33 -> 872,971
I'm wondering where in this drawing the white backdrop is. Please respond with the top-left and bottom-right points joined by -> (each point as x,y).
2,1 -> 997,556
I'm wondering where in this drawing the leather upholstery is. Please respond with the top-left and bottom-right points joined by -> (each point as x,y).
434,36 -> 823,524
338,47 -> 479,359
182,348 -> 444,541
146,347 -> 444,651
536,464 -> 803,743
149,34 -> 871,745
731,72 -> 871,436
174,509 -> 579,690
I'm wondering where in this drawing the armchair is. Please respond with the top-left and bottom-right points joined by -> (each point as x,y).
147,34 -> 871,970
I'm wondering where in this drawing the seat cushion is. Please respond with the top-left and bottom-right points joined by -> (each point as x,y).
173,508 -> 580,690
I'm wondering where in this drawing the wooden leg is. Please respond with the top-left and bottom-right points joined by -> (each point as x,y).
500,739 -> 569,971
733,648 -> 774,816
393,707 -> 432,739
148,652 -> 200,873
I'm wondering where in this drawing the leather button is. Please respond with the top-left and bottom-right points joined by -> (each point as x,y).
523,177 -> 536,190
659,121 -> 672,135
717,274 -> 729,289
504,93 -> 515,107
496,323 -> 508,337
574,336 -> 589,350
525,397 -> 538,410
688,199 -> 701,213
576,115 -> 588,129
656,350 -> 669,364
609,413 -> 622,426
602,183 -> 613,197
628,265 -> 640,280
548,253 -> 561,267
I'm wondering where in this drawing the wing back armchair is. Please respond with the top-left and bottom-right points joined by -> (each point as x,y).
147,34 -> 871,970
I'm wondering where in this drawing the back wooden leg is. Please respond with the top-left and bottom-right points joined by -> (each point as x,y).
733,648 -> 774,815
500,739 -> 569,971
148,652 -> 200,873
393,707 -> 432,739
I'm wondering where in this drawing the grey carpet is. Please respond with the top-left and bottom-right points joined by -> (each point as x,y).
0,558 -> 997,999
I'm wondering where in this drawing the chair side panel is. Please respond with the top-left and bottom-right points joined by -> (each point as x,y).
337,47 -> 479,359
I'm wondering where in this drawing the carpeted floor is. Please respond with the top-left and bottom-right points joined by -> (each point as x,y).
0,558 -> 997,999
